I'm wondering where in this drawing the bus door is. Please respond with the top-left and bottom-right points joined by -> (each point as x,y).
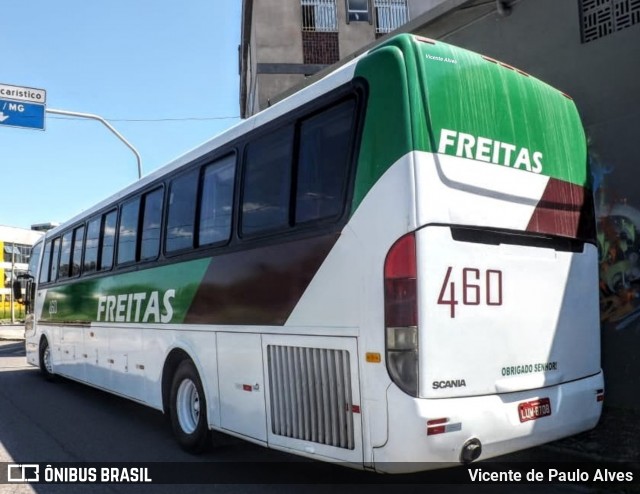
217,332 -> 268,442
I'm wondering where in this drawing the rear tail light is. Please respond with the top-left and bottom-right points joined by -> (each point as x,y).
384,233 -> 419,396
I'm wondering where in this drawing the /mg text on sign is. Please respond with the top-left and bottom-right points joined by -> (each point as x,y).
0,83 -> 46,131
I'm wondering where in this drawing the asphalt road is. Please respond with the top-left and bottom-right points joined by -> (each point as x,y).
0,340 -> 604,494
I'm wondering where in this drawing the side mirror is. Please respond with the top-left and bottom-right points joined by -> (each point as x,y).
12,279 -> 23,301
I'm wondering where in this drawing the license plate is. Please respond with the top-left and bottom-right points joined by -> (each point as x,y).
518,397 -> 552,423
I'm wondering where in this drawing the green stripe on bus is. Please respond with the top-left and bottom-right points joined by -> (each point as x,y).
352,42 -> 416,215
41,258 -> 211,324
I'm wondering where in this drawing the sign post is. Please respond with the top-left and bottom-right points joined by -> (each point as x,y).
0,82 -> 143,179
0,83 -> 46,131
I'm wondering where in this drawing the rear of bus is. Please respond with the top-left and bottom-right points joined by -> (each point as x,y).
368,36 -> 603,470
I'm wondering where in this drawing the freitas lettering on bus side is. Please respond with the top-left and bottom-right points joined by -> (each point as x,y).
97,290 -> 175,323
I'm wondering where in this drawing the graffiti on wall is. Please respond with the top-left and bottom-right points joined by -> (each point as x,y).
593,156 -> 640,330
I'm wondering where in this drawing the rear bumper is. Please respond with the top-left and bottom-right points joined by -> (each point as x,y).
373,371 -> 604,473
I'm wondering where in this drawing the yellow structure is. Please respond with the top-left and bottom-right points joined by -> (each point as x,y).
0,225 -> 43,320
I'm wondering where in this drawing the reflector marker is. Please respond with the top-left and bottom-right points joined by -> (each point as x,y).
427,418 -> 448,426
416,36 -> 436,44
366,352 -> 381,363
427,418 -> 462,436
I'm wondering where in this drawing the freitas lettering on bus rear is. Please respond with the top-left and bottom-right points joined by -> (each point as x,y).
97,290 -> 175,323
438,128 -> 544,174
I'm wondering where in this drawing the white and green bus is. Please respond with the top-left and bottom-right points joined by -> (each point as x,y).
24,34 -> 603,473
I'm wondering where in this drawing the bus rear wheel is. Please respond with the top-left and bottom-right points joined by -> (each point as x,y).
39,337 -> 55,381
169,360 -> 210,453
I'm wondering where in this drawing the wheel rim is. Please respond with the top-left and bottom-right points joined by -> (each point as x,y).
176,378 -> 200,434
43,345 -> 53,374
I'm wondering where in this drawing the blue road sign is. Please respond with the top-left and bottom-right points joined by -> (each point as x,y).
0,98 -> 45,130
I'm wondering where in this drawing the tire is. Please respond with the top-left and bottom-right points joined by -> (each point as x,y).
39,338 -> 55,381
169,360 -> 210,453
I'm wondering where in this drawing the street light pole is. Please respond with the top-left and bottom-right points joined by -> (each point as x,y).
46,108 -> 143,179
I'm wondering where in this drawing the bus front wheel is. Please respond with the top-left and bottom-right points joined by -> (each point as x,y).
169,360 -> 210,453
39,337 -> 55,381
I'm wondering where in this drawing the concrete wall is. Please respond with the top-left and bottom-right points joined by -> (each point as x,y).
425,0 -> 640,408
253,0 -> 305,110
408,0 -> 451,19
337,0 -> 375,59
254,0 -> 304,63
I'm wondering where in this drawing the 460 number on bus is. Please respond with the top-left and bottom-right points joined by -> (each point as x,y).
437,267 -> 503,318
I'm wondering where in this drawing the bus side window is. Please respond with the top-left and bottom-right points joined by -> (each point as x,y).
166,170 -> 198,253
241,125 -> 294,237
84,217 -> 101,274
296,99 -> 356,224
58,231 -> 73,280
117,198 -> 140,265
199,155 -> 236,246
50,238 -> 61,282
140,188 -> 164,261
101,210 -> 117,271
71,225 -> 85,277
39,241 -> 52,284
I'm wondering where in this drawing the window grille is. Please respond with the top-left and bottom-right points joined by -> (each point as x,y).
374,0 -> 409,34
268,345 -> 355,449
580,0 -> 640,42
302,0 -> 338,32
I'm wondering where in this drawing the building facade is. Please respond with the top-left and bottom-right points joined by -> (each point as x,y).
239,0 -> 443,117
0,225 -> 43,320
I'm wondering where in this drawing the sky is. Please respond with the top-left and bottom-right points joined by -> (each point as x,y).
0,0 -> 241,229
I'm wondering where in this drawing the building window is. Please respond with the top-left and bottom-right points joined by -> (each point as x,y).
347,0 -> 370,22
302,0 -> 340,65
3,244 -> 30,264
374,0 -> 409,35
580,0 -> 640,43
301,0 -> 338,31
